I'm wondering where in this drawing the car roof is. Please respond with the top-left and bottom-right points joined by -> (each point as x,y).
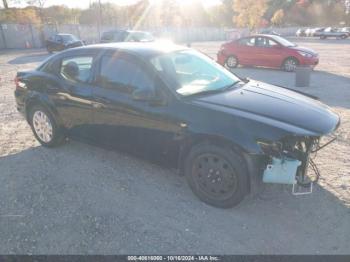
102,30 -> 150,34
78,42 -> 188,58
247,34 -> 277,38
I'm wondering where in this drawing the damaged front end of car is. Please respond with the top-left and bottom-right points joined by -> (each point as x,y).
257,133 -> 338,194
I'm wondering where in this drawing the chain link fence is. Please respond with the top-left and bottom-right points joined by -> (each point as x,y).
0,23 -> 300,49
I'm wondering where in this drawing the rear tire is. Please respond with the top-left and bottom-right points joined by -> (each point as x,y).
29,105 -> 65,147
225,55 -> 238,69
185,143 -> 248,208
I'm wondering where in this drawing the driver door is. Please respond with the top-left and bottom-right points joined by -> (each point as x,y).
254,36 -> 285,67
91,51 -> 179,159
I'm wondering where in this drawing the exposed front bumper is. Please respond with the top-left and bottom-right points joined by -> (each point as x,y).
300,56 -> 319,68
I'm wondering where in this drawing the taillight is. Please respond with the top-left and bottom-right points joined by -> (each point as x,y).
14,76 -> 20,89
14,76 -> 25,89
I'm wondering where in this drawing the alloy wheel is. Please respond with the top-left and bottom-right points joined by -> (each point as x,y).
226,56 -> 237,68
284,59 -> 297,72
32,111 -> 53,143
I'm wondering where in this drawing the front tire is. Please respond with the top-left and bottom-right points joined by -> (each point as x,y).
185,143 -> 248,208
283,57 -> 299,72
29,105 -> 65,147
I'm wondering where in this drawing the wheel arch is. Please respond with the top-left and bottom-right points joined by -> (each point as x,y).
281,56 -> 300,71
282,56 -> 299,66
178,133 -> 262,194
25,95 -> 63,127
225,54 -> 239,67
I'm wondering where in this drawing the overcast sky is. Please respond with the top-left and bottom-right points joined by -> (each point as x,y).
1,0 -> 222,9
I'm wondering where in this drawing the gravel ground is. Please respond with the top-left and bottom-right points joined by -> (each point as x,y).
0,39 -> 349,254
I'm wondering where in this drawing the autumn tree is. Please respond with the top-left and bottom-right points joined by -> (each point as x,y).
232,0 -> 268,30
271,9 -> 284,26
0,7 -> 41,23
160,0 -> 181,27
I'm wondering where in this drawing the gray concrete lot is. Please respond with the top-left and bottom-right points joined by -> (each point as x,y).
0,38 -> 349,254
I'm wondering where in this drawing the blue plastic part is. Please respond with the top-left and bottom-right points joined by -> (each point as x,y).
263,157 -> 301,185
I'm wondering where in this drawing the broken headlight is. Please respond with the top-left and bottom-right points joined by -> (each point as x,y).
257,140 -> 283,157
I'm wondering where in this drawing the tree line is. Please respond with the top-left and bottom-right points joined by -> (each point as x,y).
0,0 -> 349,29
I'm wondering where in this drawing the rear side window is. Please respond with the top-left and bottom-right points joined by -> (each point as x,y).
40,61 -> 55,74
101,32 -> 113,41
98,54 -> 154,93
60,56 -> 93,83
238,37 -> 255,46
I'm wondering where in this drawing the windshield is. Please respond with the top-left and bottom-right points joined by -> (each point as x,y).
150,50 -> 241,96
61,34 -> 78,42
272,36 -> 297,47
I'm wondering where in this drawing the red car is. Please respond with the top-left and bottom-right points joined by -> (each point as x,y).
217,35 -> 319,72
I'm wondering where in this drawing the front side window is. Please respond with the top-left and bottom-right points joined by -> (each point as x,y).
60,56 -> 93,83
150,50 -> 241,96
98,55 -> 154,93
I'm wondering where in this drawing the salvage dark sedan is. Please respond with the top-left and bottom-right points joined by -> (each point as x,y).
46,34 -> 84,53
14,43 -> 340,208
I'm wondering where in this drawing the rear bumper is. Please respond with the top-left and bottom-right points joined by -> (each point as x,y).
217,51 -> 227,66
14,89 -> 26,117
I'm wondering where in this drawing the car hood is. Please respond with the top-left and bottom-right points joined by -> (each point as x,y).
193,81 -> 339,136
290,46 -> 317,56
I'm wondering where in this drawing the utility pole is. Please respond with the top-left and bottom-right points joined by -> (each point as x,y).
97,0 -> 102,41
2,0 -> 9,9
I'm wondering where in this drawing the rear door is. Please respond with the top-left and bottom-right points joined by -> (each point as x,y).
50,54 -> 96,135
235,37 -> 257,65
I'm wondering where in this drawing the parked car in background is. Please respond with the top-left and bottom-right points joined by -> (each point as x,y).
319,27 -> 349,39
296,28 -> 306,37
14,43 -> 339,208
217,34 -> 319,72
340,27 -> 350,35
312,27 -> 326,37
100,30 -> 155,43
305,28 -> 314,37
259,29 -> 281,36
46,34 -> 84,53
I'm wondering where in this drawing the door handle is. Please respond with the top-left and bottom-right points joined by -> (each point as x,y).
58,94 -> 67,100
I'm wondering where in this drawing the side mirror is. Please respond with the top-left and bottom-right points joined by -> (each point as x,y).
132,88 -> 155,101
